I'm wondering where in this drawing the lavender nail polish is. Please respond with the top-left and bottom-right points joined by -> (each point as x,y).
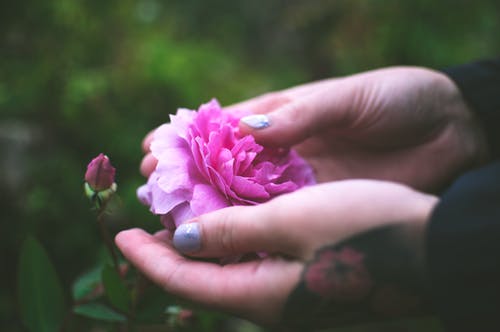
173,223 -> 201,254
241,114 -> 270,129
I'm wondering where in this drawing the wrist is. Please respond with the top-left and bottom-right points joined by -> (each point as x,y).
441,59 -> 500,159
436,69 -> 491,167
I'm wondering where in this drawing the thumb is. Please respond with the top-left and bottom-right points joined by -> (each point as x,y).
172,204 -> 289,258
239,85 -> 355,147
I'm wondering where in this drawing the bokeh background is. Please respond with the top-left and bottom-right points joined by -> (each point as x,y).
2,0 -> 499,331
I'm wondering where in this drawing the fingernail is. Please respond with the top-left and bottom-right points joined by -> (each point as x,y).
173,223 -> 201,254
241,114 -> 270,129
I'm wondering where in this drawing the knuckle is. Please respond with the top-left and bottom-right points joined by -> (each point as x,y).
282,99 -> 310,123
259,91 -> 280,102
257,91 -> 291,111
216,207 -> 241,254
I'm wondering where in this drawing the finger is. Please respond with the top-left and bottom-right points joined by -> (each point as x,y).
172,202 -> 304,258
224,92 -> 291,115
140,153 -> 157,177
174,181 -> 416,260
115,228 -> 301,323
281,77 -> 333,96
239,80 -> 355,147
238,94 -> 322,147
142,129 -> 156,153
154,229 -> 173,242
224,78 -> 334,114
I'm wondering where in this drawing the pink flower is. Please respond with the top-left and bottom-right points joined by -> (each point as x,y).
85,153 -> 116,191
138,99 -> 315,229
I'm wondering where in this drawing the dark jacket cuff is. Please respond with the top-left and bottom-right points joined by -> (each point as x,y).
426,161 -> 500,331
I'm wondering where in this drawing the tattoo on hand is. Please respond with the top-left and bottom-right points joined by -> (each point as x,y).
282,225 -> 429,329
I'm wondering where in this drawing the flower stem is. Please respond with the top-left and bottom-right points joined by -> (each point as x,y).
97,208 -> 119,273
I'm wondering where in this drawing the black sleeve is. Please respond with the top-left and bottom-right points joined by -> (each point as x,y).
427,162 -> 500,331
442,59 -> 500,158
427,60 -> 500,331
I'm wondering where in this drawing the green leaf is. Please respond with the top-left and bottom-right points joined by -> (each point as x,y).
73,302 -> 126,322
135,282 -> 173,324
18,236 -> 66,332
101,264 -> 130,312
72,265 -> 103,301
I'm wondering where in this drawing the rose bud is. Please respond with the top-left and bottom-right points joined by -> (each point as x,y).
85,153 -> 116,191
166,306 -> 195,327
84,153 -> 117,208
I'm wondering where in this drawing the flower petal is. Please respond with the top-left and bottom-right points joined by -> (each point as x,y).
149,175 -> 190,214
190,184 -> 229,216
171,202 -> 196,227
155,147 -> 198,193
169,108 -> 196,140
151,124 -> 187,158
137,184 -> 152,206
232,176 -> 269,200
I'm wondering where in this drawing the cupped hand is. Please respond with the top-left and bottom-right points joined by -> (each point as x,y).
230,67 -> 488,190
116,180 -> 438,325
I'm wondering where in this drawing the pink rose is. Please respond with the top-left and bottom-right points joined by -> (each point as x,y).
138,99 -> 315,229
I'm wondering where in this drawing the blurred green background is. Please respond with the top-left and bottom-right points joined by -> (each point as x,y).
1,0 -> 499,331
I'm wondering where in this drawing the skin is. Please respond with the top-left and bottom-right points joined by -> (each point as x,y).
120,66 -> 488,327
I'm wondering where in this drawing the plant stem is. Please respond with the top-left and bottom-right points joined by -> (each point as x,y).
97,208 -> 119,274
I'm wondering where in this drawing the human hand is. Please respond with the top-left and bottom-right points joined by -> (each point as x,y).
116,180 -> 438,326
224,67 -> 487,191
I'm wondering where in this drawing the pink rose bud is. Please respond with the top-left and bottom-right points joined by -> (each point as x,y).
166,306 -> 195,327
85,153 -> 116,191
178,309 -> 194,325
85,154 -> 117,209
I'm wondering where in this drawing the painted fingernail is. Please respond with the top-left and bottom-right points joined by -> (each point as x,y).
241,114 -> 270,129
173,223 -> 201,254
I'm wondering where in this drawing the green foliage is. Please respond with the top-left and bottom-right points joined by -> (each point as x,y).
73,302 -> 127,322
18,236 -> 66,332
101,264 -> 131,313
134,282 -> 173,324
72,265 -> 103,302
